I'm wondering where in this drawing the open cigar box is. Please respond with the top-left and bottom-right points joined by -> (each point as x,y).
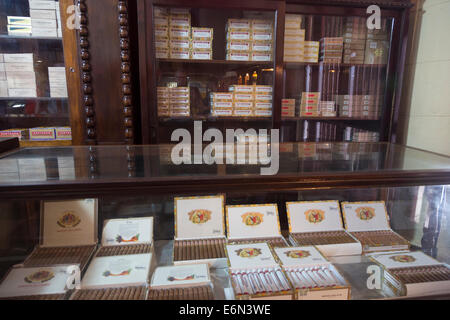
148,264 -> 215,300
286,200 -> 362,256
226,242 -> 295,300
273,246 -> 351,300
70,253 -> 153,300
0,265 -> 74,300
226,204 -> 289,247
341,201 -> 410,254
70,217 -> 156,300
23,199 -> 98,271
370,251 -> 450,298
173,195 -> 227,268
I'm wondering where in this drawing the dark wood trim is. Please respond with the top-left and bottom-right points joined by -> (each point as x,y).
0,138 -> 19,154
287,0 -> 413,9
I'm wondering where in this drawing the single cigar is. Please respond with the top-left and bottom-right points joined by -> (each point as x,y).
323,267 -> 340,286
275,269 -> 291,291
295,270 -> 312,289
256,270 -> 271,293
239,272 -> 252,295
301,269 -> 318,288
249,272 -> 264,294
288,270 -> 301,289
262,270 -> 277,292
268,270 -> 283,292
231,275 -> 243,295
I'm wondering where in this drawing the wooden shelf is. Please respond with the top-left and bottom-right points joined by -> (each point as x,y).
19,140 -> 72,147
158,115 -> 272,122
0,34 -> 62,41
0,97 -> 68,101
157,58 -> 273,66
282,117 -> 381,121
284,62 -> 387,69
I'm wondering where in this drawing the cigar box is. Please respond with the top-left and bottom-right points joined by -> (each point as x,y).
23,199 -> 98,271
229,85 -> 254,94
29,127 -> 55,140
273,246 -> 350,300
286,201 -> 362,257
212,108 -> 233,116
169,48 -> 190,59
154,16 -> 169,27
192,27 -> 213,40
30,9 -> 57,20
169,38 -> 190,49
226,204 -> 289,248
155,47 -> 169,59
252,20 -> 273,31
210,92 -> 233,101
154,26 -> 168,38
255,101 -> 272,110
169,16 -> 191,28
251,30 -> 272,41
191,50 -> 212,60
370,251 -> 450,298
252,41 -> 272,52
8,25 -> 32,35
227,19 -> 251,30
227,29 -> 251,40
70,253 -> 153,300
154,38 -> 169,49
251,52 -> 272,62
8,16 -> 32,26
169,27 -> 190,39
0,265 -> 73,300
148,264 -> 215,300
55,127 -> 72,140
254,109 -> 272,116
285,14 -> 302,29
227,40 -> 251,51
341,201 -> 410,254
29,0 -> 58,10
255,85 -> 273,94
226,242 -> 295,300
173,195 -> 227,268
226,51 -> 250,61
191,39 -> 212,50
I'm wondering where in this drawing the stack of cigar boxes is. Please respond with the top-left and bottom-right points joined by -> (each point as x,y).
226,18 -> 273,62
226,242 -> 294,300
300,92 -> 320,116
173,195 -> 227,268
7,16 -> 32,36
23,199 -> 98,271
320,37 -> 343,63
210,92 -> 234,116
286,201 -> 362,257
157,86 -> 190,117
284,14 -> 305,62
370,251 -> 450,298
148,264 -> 215,300
70,217 -> 155,300
226,204 -> 289,248
343,17 -> 366,64
1,53 -> 38,98
304,41 -> 320,63
282,99 -> 296,117
341,201 -> 410,254
336,94 -> 380,119
319,101 -> 337,117
365,18 -> 390,65
48,67 -> 67,97
0,265 -> 74,300
273,246 -> 351,300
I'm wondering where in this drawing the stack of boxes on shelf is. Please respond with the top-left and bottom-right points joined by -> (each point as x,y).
318,101 -> 337,117
7,16 -> 32,36
154,7 -> 213,60
226,18 -> 273,61
320,37 -> 343,63
210,85 -> 272,117
343,17 -> 366,64
283,14 -> 305,62
336,94 -> 379,119
157,86 -> 190,117
344,127 -> 380,142
303,41 -> 320,63
282,99 -> 296,117
48,67 -> 67,97
1,53 -> 37,98
365,19 -> 390,65
300,92 -> 320,117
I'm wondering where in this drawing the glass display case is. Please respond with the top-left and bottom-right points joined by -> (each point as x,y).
0,142 -> 449,300
0,0 -> 71,147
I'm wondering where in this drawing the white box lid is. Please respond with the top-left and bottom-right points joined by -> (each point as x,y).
150,264 -> 211,289
174,195 -> 225,240
287,200 -> 344,233
41,199 -> 98,247
226,204 -> 281,240
371,251 -> 443,269
0,266 -> 71,298
81,253 -> 152,289
274,246 -> 329,268
341,201 -> 390,232
226,242 -> 278,270
101,217 -> 154,246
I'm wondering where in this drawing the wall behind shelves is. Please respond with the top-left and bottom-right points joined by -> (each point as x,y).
399,0 -> 450,156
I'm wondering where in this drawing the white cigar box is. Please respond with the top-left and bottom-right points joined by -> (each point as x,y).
7,25 -> 32,35
226,242 -> 295,300
0,265 -> 73,299
23,199 -> 98,271
32,27 -> 58,37
6,72 -> 37,89
7,16 -> 32,26
55,127 -> 71,140
273,246 -> 351,300
30,9 -> 57,20
31,18 -> 57,29
173,195 -> 227,268
286,201 -> 362,257
29,0 -> 58,10
4,53 -> 34,64
149,264 -> 215,300
370,251 -> 450,298
226,204 -> 289,247
341,201 -> 410,254
50,87 -> 68,97
4,62 -> 34,73
8,88 -> 37,97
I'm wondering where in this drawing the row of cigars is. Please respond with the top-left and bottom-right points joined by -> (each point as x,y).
0,198 -> 448,300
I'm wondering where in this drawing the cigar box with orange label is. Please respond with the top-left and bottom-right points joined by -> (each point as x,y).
273,246 -> 351,300
0,265 -> 74,300
23,199 -> 98,271
173,195 -> 227,268
286,201 -> 362,257
148,264 -> 214,300
226,242 -> 295,300
341,201 -> 410,254
226,204 -> 289,248
370,251 -> 450,298
70,253 -> 153,300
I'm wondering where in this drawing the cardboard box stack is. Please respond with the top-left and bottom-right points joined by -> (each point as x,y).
365,19 -> 390,65
282,99 -> 295,117
210,85 -> 272,117
7,16 -> 32,36
226,18 -> 273,61
336,94 -> 380,119
29,0 -> 60,38
1,53 -> 37,97
320,37 -> 343,63
283,14 -> 305,62
154,7 -> 213,60
343,17 -> 366,64
48,67 -> 67,97
304,41 -> 320,63
157,86 -> 190,117
319,101 -> 336,117
300,92 -> 320,117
